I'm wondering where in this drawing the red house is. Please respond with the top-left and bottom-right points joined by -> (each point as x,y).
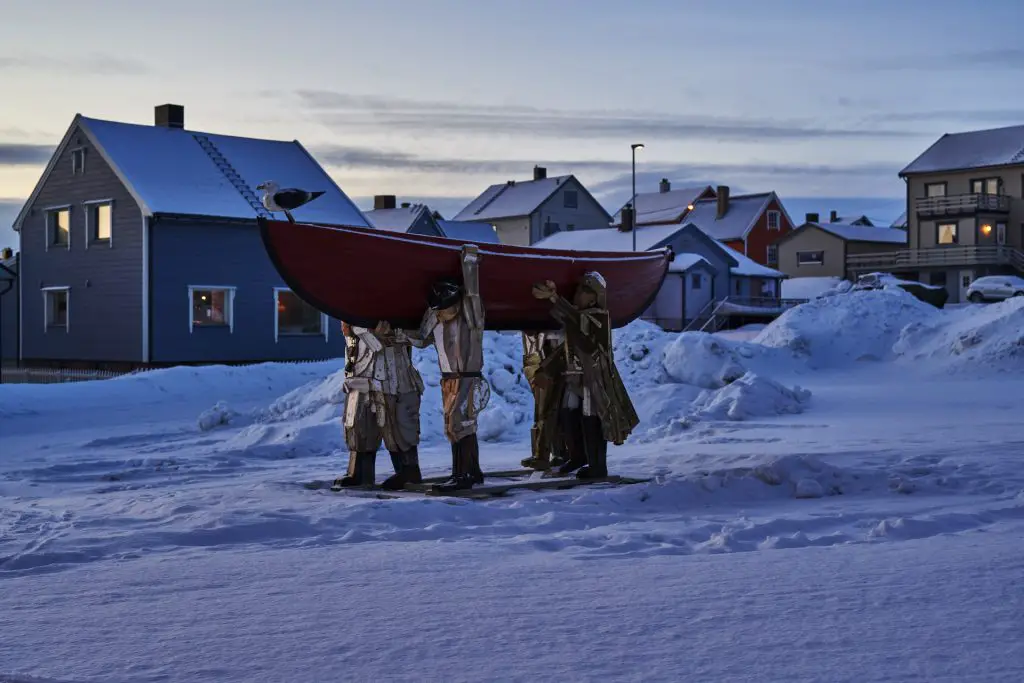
611,181 -> 794,266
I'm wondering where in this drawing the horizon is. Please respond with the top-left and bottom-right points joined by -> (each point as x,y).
3,0 -> 1024,249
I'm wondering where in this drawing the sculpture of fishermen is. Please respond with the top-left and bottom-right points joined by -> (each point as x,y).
336,320 -> 425,490
398,244 -> 489,492
531,272 -> 639,479
520,330 -> 568,471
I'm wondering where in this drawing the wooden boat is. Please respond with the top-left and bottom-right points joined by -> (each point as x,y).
258,218 -> 673,331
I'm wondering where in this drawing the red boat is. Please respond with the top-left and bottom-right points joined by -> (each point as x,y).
259,218 -> 673,331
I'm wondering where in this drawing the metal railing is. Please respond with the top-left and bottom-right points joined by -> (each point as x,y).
846,245 -> 1024,271
680,296 -> 808,333
915,193 -> 1011,215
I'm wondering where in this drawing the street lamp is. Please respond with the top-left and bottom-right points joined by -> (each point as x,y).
631,143 -> 645,251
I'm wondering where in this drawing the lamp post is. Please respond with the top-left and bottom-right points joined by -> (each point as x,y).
631,143 -> 644,251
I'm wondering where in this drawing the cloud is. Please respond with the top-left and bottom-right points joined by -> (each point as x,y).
0,54 -> 151,75
865,47 -> 1024,72
292,90 -> 921,143
0,143 -> 54,165
871,108 -> 1024,125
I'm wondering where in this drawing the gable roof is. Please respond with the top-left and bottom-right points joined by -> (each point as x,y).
682,191 -> 793,241
364,204 -> 430,233
452,174 -> 609,222
668,253 -> 715,274
777,221 -> 908,246
534,223 -> 687,252
899,124 -> 1024,176
890,211 -> 908,229
14,114 -> 371,230
610,185 -> 714,227
832,214 -> 875,226
437,219 -> 500,244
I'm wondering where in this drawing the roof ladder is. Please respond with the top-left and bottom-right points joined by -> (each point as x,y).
192,134 -> 271,218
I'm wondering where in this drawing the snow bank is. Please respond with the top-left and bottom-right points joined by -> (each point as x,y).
754,288 -> 936,366
893,297 -> 1024,374
662,333 -> 748,389
781,276 -> 843,300
691,372 -> 811,421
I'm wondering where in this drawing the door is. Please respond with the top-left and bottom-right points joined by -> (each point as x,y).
958,270 -> 973,302
686,271 -> 713,320
656,275 -> 684,329
996,222 -> 1007,245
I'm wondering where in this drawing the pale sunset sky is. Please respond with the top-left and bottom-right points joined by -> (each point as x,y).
3,0 -> 1024,249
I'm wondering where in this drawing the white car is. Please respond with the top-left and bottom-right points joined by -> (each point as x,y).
966,275 -> 1024,303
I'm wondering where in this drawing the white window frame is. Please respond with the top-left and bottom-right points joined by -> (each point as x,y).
43,205 -> 72,252
188,285 -> 236,333
273,288 -> 328,343
796,250 -> 824,266
41,286 -> 70,333
767,210 -> 781,231
83,199 -> 114,248
71,147 -> 86,175
766,244 -> 778,265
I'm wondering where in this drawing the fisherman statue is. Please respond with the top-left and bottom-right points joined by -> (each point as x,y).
398,244 -> 489,492
335,320 -> 425,490
531,272 -> 639,479
520,330 -> 568,471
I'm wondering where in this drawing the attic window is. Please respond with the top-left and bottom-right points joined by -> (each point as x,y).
563,190 -> 578,209
71,148 -> 86,175
767,210 -> 781,230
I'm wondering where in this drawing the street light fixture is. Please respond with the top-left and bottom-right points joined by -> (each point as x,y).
631,143 -> 644,251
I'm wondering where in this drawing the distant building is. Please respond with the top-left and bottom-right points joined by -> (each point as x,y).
0,249 -> 16,365
452,165 -> 611,246
11,104 -> 368,369
364,196 -> 443,237
609,180 -> 716,228
773,217 -> 908,280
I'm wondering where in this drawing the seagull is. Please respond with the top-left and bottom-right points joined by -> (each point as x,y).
256,181 -> 326,223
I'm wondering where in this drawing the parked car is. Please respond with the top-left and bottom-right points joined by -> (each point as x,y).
966,275 -> 1024,303
853,272 -> 949,308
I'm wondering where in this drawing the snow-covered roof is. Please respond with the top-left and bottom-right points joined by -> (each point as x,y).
667,253 -> 711,273
17,115 -> 371,229
720,242 -> 786,278
682,192 -> 786,241
812,222 -> 908,245
833,214 -> 875,226
453,175 -> 576,221
890,211 -> 908,229
364,205 -> 428,233
534,224 -> 684,252
900,124 -> 1024,176
611,185 -> 713,227
437,219 -> 500,244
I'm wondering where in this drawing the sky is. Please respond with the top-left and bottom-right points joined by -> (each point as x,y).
3,0 -> 1024,249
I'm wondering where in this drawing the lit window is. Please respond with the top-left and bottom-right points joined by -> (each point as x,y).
937,222 -> 958,245
91,202 -> 112,242
190,287 -> 234,329
276,289 -> 324,337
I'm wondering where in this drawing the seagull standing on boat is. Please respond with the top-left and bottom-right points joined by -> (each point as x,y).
256,181 -> 325,223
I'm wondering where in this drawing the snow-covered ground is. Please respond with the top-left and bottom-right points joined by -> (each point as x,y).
2,289 -> 1024,682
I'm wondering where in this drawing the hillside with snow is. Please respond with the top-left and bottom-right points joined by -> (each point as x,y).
2,289 -> 1023,682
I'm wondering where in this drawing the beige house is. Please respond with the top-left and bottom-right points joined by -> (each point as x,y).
848,124 -> 1024,302
774,219 -> 907,280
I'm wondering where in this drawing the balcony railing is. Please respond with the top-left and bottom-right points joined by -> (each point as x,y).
846,245 -> 1024,271
915,193 -> 1011,216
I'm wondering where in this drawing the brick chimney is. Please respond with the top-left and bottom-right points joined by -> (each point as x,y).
829,210 -> 838,223
155,104 -> 184,129
619,204 -> 635,232
533,165 -> 547,181
374,195 -> 397,210
659,178 -> 671,193
806,212 -> 820,223
716,185 -> 730,219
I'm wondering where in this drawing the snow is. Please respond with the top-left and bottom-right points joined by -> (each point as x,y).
781,276 -> 843,299
452,175 -> 573,221
811,222 -> 908,244
667,253 -> 708,272
900,123 -> 1024,175
610,185 -> 711,226
719,241 -> 786,278
4,289 -> 1024,682
80,117 -> 371,226
436,219 -> 500,244
681,192 -> 787,242
535,222 -> 683,252
364,205 -> 426,232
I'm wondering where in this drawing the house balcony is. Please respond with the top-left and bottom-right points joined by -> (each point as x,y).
915,193 -> 1011,217
846,246 -> 1024,273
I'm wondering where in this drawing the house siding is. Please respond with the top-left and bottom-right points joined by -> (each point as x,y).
656,231 -> 732,303
493,217 -> 531,246
529,178 -> 611,244
777,226 -> 847,278
1,265 -> 16,362
18,123 -> 145,364
150,218 -> 346,363
745,199 -> 795,265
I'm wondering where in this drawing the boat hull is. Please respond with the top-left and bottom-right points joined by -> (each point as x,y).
259,218 -> 672,331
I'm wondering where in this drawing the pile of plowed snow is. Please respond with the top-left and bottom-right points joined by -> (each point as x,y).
893,297 -> 1024,374
753,288 -> 936,366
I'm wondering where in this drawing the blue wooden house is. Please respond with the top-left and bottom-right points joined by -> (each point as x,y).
11,104 -> 369,369
0,250 -> 16,365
